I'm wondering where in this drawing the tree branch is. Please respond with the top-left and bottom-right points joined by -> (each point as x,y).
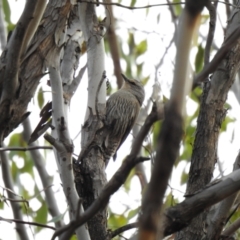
163,168 -> 240,236
0,145 -> 52,152
204,0 -> 218,66
1,0 -> 39,102
46,65 -> 90,240
51,102 -> 161,240
139,1 -> 206,238
204,152 -> 240,239
0,216 -> 55,230
110,222 -> 138,238
1,148 -> 30,240
178,2 -> 240,238
23,118 -> 64,228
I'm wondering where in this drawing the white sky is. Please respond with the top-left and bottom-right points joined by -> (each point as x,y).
1,1 -> 240,240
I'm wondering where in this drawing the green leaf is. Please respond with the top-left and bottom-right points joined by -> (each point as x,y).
11,160 -> 18,182
164,192 -> 178,207
181,170 -> 189,185
200,14 -> 209,24
127,207 -> 139,220
173,0 -> 183,16
136,63 -> 143,76
108,212 -> 127,228
34,202 -> 48,232
152,121 -> 162,148
9,133 -> 26,159
130,0 -> 136,7
195,44 -> 204,73
135,40 -> 147,56
0,199 -> 4,209
221,116 -> 235,132
190,86 -> 202,103
38,87 -> 44,109
2,0 -> 11,25
70,235 -> 78,240
141,76 -> 150,85
20,153 -> 34,176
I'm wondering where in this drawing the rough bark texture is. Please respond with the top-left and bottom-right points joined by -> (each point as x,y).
0,0 -> 71,141
74,112 -> 108,240
163,168 -> 240,237
176,13 -> 240,240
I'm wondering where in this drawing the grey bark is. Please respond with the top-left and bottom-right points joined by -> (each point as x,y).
138,1 -> 206,238
22,118 -> 64,229
1,149 -> 30,240
176,4 -> 240,240
204,152 -> 240,239
163,167 -> 240,237
0,0 -> 72,141
74,2 -> 107,240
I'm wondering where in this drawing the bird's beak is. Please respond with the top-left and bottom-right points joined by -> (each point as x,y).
121,73 -> 130,82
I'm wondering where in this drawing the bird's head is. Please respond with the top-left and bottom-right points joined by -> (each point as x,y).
121,73 -> 145,106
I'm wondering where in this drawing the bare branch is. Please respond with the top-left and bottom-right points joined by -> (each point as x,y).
163,168 -> 240,236
222,217 -> 240,237
0,146 -> 52,152
1,149 -> 30,240
78,0 -> 236,10
179,2 -> 240,238
0,216 -> 55,231
204,1 -> 218,66
139,1 -> 206,238
63,64 -> 87,98
105,0 -> 123,88
1,0 -> 40,102
204,152 -> 240,239
79,0 -> 186,10
51,102 -> 162,240
46,65 -> 90,240
194,25 -> 240,85
110,222 -> 138,238
23,118 -> 64,228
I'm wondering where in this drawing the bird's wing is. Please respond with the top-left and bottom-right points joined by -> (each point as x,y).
113,101 -> 139,160
112,113 -> 136,160
106,91 -> 140,160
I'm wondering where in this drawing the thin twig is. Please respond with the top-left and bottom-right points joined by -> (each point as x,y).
0,216 -> 56,230
193,26 -> 240,85
205,1 -> 218,66
1,196 -> 29,205
0,146 -> 53,152
1,150 -> 30,240
78,0 -> 185,9
78,1 -> 238,10
110,222 -> 138,238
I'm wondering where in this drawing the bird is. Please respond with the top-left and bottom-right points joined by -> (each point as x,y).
103,73 -> 145,166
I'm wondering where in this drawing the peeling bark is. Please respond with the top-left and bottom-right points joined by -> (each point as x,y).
0,0 -> 71,141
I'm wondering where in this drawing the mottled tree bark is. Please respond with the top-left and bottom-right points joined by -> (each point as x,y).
0,0 -> 72,141
74,2 -> 108,240
176,6 -> 240,240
